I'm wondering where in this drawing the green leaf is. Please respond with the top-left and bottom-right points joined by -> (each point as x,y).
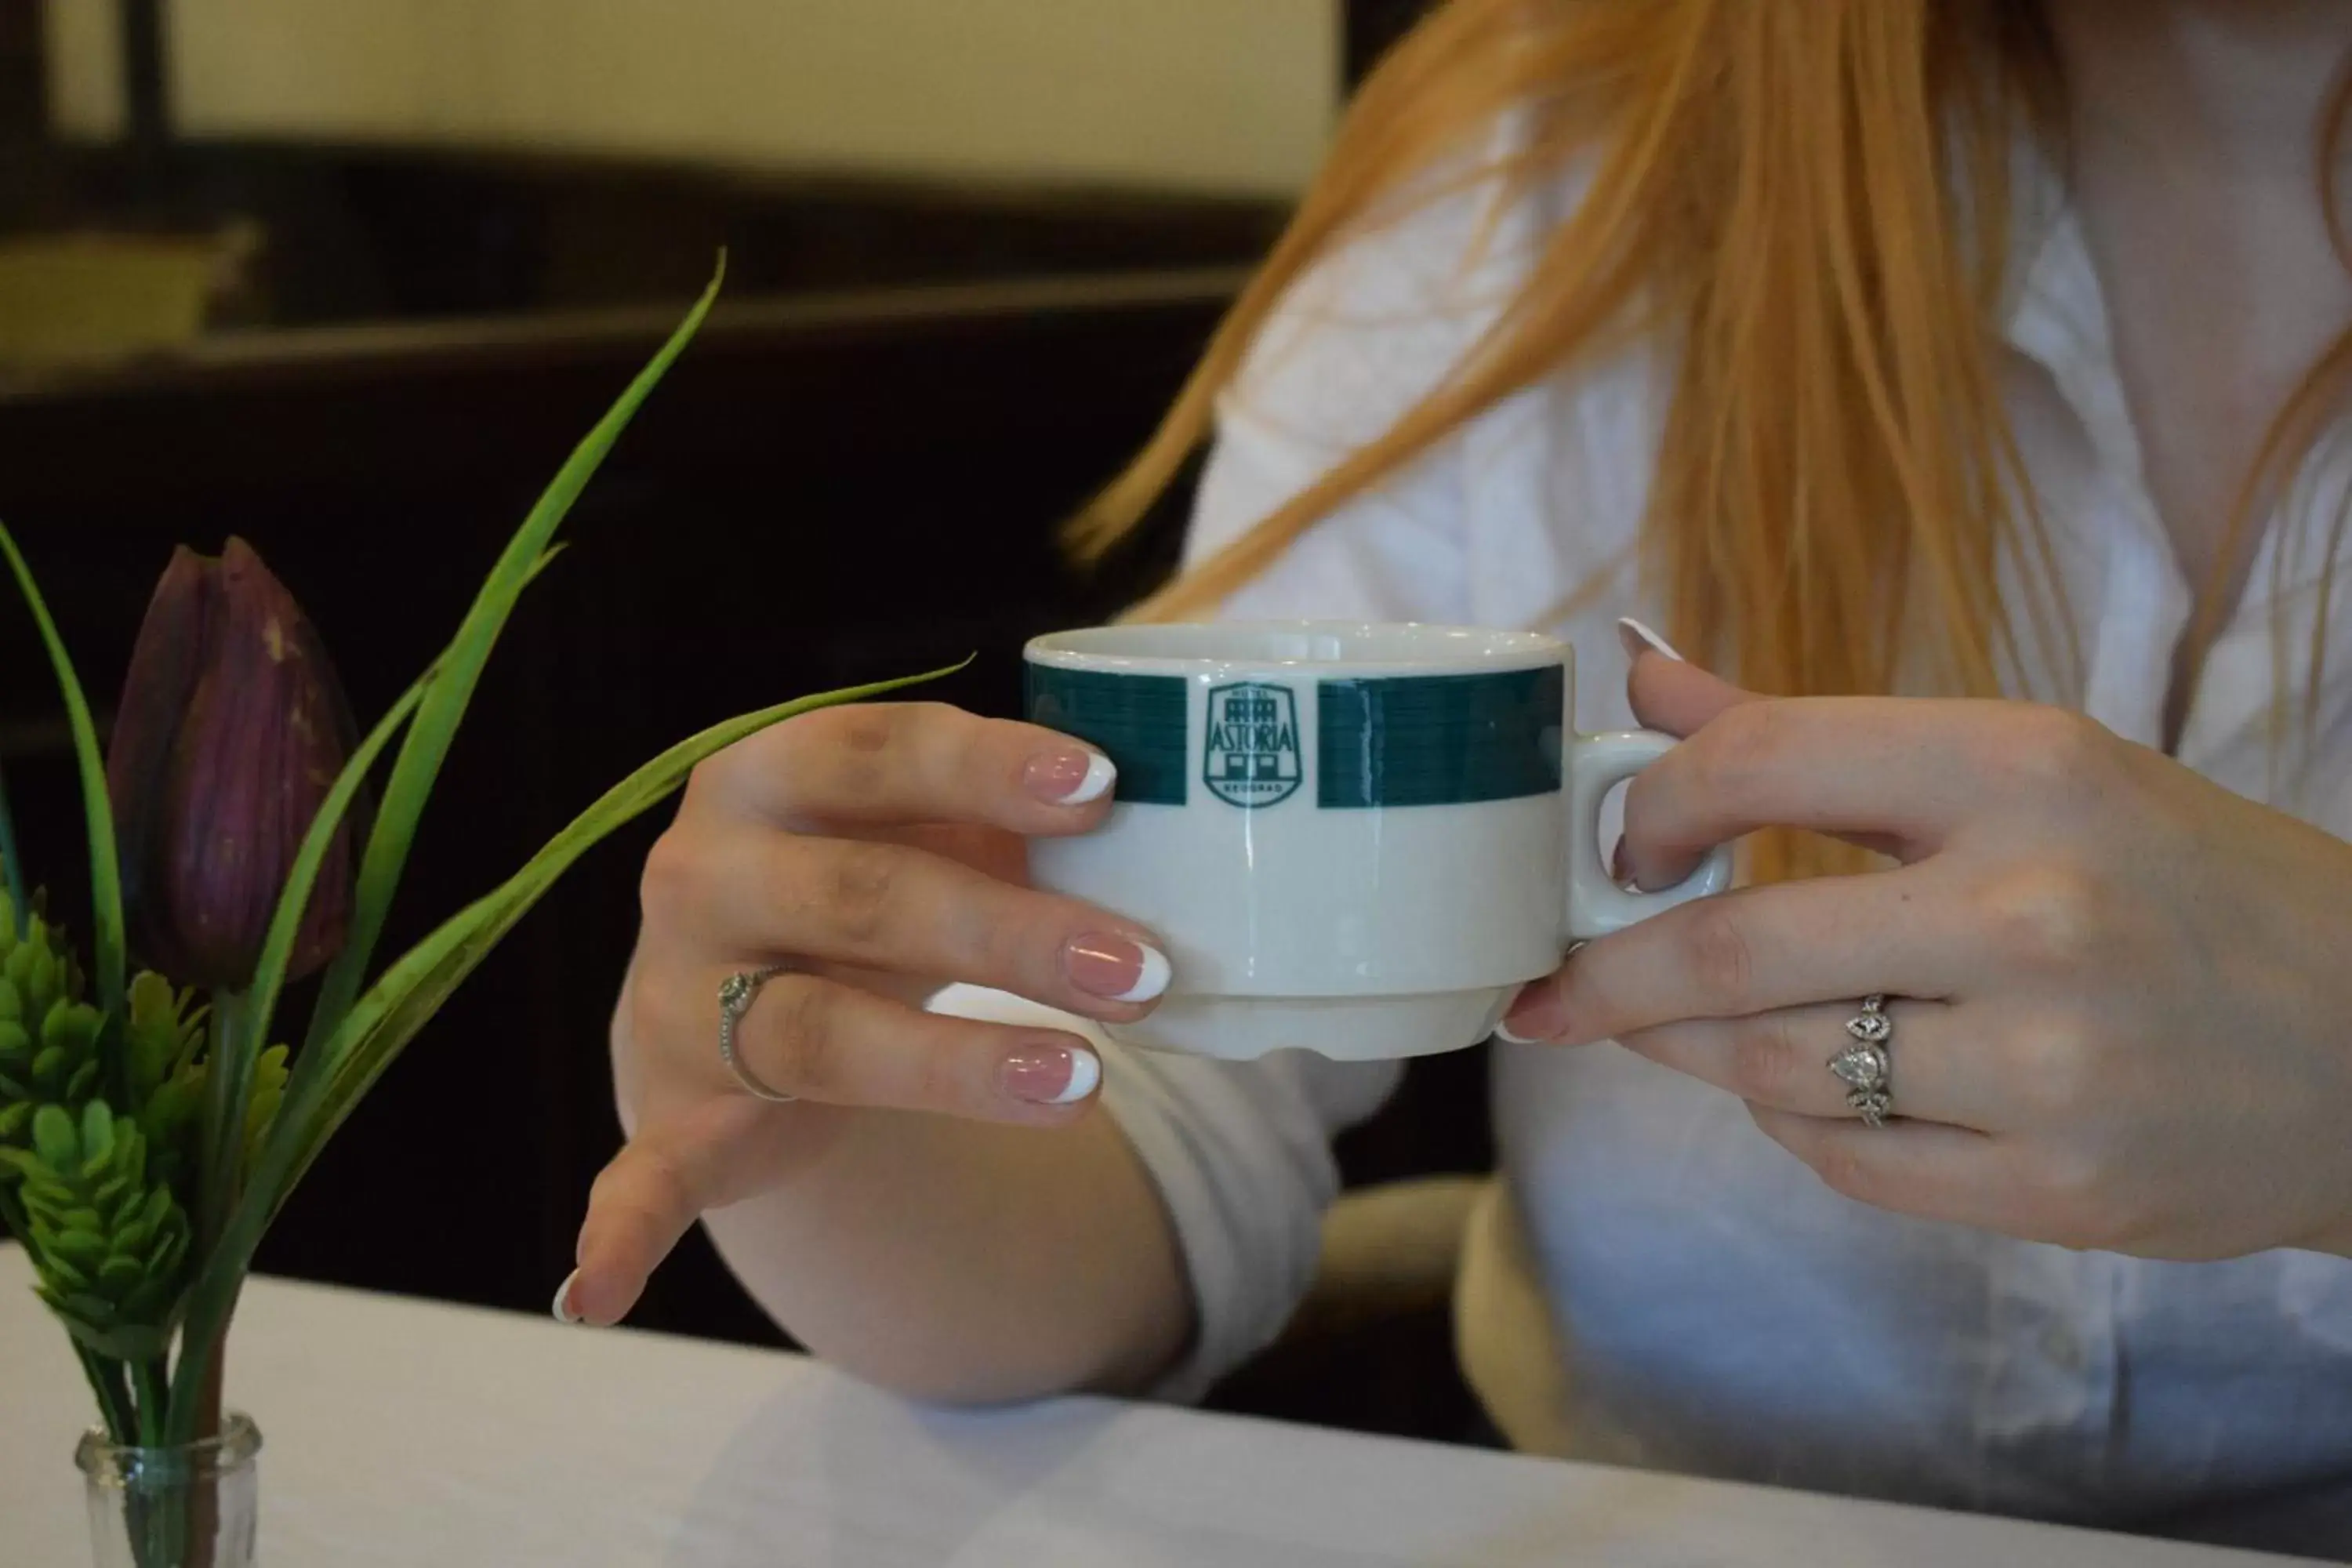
165,270 -> 720,1445
50,1285 -> 107,1321
18,1174 -> 70,1210
123,974 -> 177,1090
78,1099 -> 113,1169
0,525 -> 125,1061
31,1103 -> 75,1166
0,760 -> 26,931
52,1311 -> 169,1364
43,997 -> 99,1053
17,1101 -> 190,1370
50,1225 -> 103,1260
169,658 -> 956,1435
244,1045 -> 289,1173
123,972 -> 201,1092
303,263 -> 725,1057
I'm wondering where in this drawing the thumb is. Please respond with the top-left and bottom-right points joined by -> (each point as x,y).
1617,619 -> 1762,737
1615,621 -> 1908,877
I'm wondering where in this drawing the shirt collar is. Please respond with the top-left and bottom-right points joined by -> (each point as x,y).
1998,144 -> 2156,506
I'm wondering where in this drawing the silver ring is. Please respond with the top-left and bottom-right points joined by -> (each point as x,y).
1828,994 -> 1894,1128
719,966 -> 797,1103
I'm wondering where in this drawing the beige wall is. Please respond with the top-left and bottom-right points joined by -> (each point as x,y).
44,0 -> 1340,198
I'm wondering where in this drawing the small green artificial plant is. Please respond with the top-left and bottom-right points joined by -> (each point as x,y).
0,263 -> 954,1462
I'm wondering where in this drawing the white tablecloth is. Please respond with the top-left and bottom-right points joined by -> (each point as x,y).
0,1244 -> 2318,1566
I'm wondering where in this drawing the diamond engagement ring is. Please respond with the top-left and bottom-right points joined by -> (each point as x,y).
1827,994 -> 1894,1128
719,966 -> 797,1103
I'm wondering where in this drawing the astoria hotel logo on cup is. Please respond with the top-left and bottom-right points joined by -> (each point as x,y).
1023,622 -> 1731,1064
1203,683 -> 1301,807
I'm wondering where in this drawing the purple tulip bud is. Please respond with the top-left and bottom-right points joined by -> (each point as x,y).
106,539 -> 360,990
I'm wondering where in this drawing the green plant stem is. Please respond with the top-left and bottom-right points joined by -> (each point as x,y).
0,757 -> 26,926
131,1358 -> 181,1568
133,1358 -> 168,1446
74,1346 -> 138,1446
195,988 -> 249,1254
303,264 -> 722,1053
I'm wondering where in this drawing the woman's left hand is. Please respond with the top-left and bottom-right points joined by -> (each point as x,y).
1501,650 -> 2352,1261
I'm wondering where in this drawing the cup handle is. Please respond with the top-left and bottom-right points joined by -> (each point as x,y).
1565,731 -> 1734,940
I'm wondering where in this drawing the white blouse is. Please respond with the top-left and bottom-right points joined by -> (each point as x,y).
938,136 -> 2352,1557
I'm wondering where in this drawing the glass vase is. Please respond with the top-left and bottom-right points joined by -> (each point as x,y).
75,1412 -> 261,1568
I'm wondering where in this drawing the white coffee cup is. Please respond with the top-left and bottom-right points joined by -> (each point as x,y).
1024,622 -> 1732,1062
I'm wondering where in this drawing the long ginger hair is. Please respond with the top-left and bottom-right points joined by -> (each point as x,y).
1067,0 -> 2352,880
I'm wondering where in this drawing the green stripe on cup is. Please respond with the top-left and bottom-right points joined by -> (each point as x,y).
1025,665 -> 1189,806
1318,666 -> 1563,808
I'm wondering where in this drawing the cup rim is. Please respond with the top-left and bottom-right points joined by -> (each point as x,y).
1025,620 -> 1565,677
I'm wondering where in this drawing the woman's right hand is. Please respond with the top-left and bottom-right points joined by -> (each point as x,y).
563,701 -> 1171,1327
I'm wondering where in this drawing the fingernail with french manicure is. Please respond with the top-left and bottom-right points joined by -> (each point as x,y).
1497,987 -> 1569,1047
1004,1042 -> 1102,1106
552,1269 -> 586,1326
1065,935 -> 1171,1004
1025,748 -> 1116,805
1617,618 -> 1686,663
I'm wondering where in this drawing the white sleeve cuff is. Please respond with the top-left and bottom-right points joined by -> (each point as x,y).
926,984 -> 1399,1403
